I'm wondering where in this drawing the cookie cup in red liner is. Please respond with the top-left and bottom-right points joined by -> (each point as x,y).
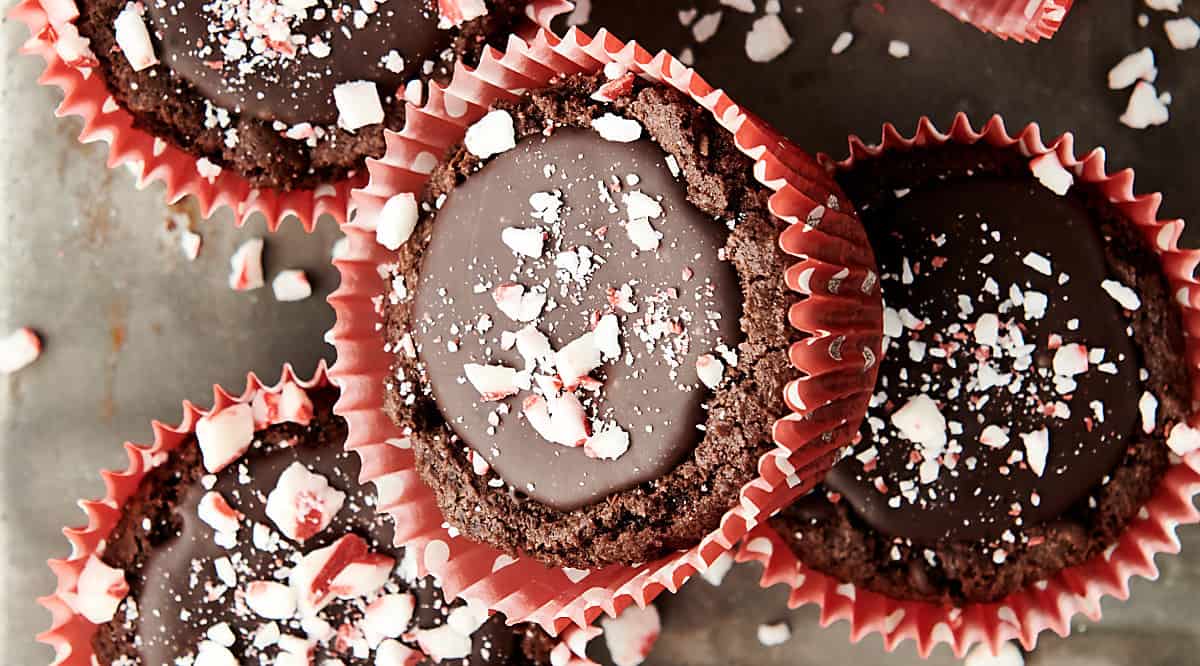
929,0 -> 1073,42
34,361 -> 607,666
327,25 -> 883,634
735,113 -> 1200,658
7,0 -> 569,231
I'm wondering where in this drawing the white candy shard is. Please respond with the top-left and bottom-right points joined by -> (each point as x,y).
974,313 -> 1000,346
602,604 -> 661,666
980,425 -> 1010,449
194,641 -> 238,666
592,114 -> 643,142
831,31 -> 854,54
0,327 -> 41,373
265,462 -> 346,542
492,283 -> 546,322
514,325 -> 554,370
1144,0 -> 1181,10
329,552 -> 394,598
1167,423 -> 1200,456
965,641 -> 1025,666
228,238 -> 265,291
289,534 -> 370,613
501,227 -> 544,258
464,110 -> 517,158
556,332 -> 602,387
745,14 -> 792,62
1029,153 -> 1074,195
114,3 -> 158,71
375,639 -> 420,666
377,193 -> 419,250
245,581 -> 297,620
180,229 -> 202,261
756,621 -> 791,646
1020,429 -> 1050,477
361,593 -> 415,645
1108,47 -> 1157,89
696,354 -> 725,389
626,218 -> 662,251
594,314 -> 622,361
1165,18 -> 1200,49
547,392 -> 590,447
890,395 -> 947,454
68,554 -> 129,624
888,40 -> 910,58
272,269 -> 312,302
1052,343 -> 1089,377
197,491 -> 242,534
700,552 -> 734,586
1120,80 -> 1170,129
584,422 -> 630,460
196,403 -> 255,473
1101,279 -> 1142,310
623,191 -> 663,220
464,363 -> 519,401
334,81 -> 384,130
437,0 -> 487,28
415,624 -> 472,662
1139,391 -> 1159,434
251,382 -> 314,428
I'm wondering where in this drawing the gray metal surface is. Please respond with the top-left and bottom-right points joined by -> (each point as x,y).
2,0 -> 1199,664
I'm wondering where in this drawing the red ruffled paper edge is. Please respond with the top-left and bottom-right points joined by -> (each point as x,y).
36,363 -> 331,665
929,0 -> 1074,42
328,15 -> 882,636
735,112 -> 1200,658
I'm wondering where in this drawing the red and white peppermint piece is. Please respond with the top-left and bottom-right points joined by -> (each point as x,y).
1020,429 -> 1050,477
51,22 -> 99,69
194,641 -> 238,666
113,3 -> 158,72
272,269 -> 312,302
522,394 -> 556,441
289,534 -> 370,613
228,238 -> 265,291
501,226 -> 545,258
251,382 -> 315,429
492,283 -> 546,322
196,158 -> 222,183
1167,422 -> 1200,456
67,554 -> 128,624
265,463 -> 346,542
591,72 -> 636,102
1029,152 -> 1074,196
463,363 -> 519,401
745,14 -> 793,63
334,81 -> 384,131
464,109 -> 517,159
555,332 -> 602,389
375,639 -> 422,666
470,449 -> 491,475
1121,80 -> 1170,129
415,624 -> 472,662
890,394 -> 947,453
377,193 -> 419,250
245,580 -> 297,620
514,325 -> 554,370
548,392 -> 590,447
592,114 -> 643,142
361,593 -> 415,645
1051,343 -> 1089,377
584,423 -> 630,460
197,491 -> 242,534
0,327 -> 41,373
696,354 -> 725,389
980,425 -> 1010,449
625,218 -> 662,252
594,314 -> 621,361
196,403 -> 255,473
623,191 -> 663,221
602,604 -> 660,666
437,0 -> 487,28
330,552 -> 394,599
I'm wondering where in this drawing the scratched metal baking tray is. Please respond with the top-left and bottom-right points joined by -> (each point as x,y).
5,0 -> 1200,663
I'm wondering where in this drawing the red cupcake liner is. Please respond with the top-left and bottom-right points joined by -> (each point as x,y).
929,0 -> 1073,42
7,0 -> 569,231
328,19 -> 882,635
735,112 -> 1200,658
37,363 -> 330,664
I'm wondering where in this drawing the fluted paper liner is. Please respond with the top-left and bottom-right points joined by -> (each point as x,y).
328,20 -> 882,634
930,0 -> 1073,42
36,363 -> 330,664
8,0 -> 568,230
736,113 -> 1200,659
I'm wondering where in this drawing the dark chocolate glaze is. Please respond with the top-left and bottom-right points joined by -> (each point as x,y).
826,176 -> 1141,544
96,388 -> 524,665
411,127 -> 742,511
146,0 -> 441,125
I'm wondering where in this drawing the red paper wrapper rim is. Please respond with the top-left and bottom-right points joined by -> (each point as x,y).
328,17 -> 882,635
929,0 -> 1074,43
735,112 -> 1200,658
35,363 -> 331,665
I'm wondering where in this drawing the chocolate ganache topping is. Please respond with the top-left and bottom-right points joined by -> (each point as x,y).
144,0 -> 442,125
826,175 -> 1145,545
411,124 -> 742,511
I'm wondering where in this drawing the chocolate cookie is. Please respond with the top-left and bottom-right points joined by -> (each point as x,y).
90,384 -> 554,665
73,0 -> 528,190
379,74 -> 802,568
772,141 -> 1191,605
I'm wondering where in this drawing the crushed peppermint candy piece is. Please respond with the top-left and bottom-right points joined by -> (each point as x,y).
1108,47 -> 1157,89
1101,279 -> 1142,310
228,238 -> 265,291
1139,391 -> 1159,434
251,382 -> 314,429
1020,429 -> 1050,477
756,621 -> 791,647
1120,80 -> 1170,129
463,363 -> 520,401
501,226 -> 545,257
1144,0 -> 1181,11
265,462 -> 346,542
592,114 -> 643,142
1167,423 -> 1200,456
377,193 -> 419,250
1052,343 -> 1089,377
244,580 -> 297,620
437,0 -> 487,28
0,327 -> 41,373
465,110 -> 517,158
66,554 -> 129,624
890,395 -> 947,453
334,81 -> 384,131
696,354 -> 725,389
197,491 -> 242,535
980,425 -> 1010,449
289,534 -> 370,614
745,14 -> 793,63
692,11 -> 722,42
1165,18 -> 1200,49
1029,153 -> 1074,195
888,40 -> 910,58
831,31 -> 854,54
626,217 -> 663,251
491,283 -> 547,322
361,593 -> 415,644
114,3 -> 158,72
584,423 -> 631,460
196,403 -> 255,473
603,604 -> 661,666
194,641 -> 238,666
272,269 -> 312,302
965,641 -> 1025,666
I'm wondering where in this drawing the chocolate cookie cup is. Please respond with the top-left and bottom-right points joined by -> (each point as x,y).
36,365 -> 604,666
736,115 -> 1200,657
10,0 -> 569,229
330,26 -> 880,631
